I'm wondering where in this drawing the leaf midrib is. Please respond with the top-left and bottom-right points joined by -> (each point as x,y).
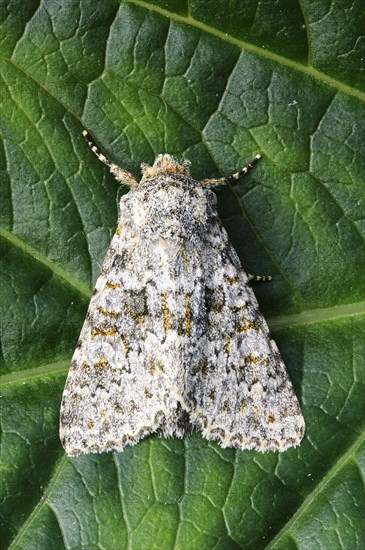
122,0 -> 365,101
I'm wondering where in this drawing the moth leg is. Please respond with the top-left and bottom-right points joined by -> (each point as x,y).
247,273 -> 272,282
201,154 -> 262,186
82,130 -> 138,186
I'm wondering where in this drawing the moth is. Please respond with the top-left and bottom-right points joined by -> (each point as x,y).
59,131 -> 305,457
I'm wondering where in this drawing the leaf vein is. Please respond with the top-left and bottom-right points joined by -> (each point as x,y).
121,0 -> 365,101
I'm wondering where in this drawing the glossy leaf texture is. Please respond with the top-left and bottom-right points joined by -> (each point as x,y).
0,1 -> 364,548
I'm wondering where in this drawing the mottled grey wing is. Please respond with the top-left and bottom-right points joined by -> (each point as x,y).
184,224 -> 305,451
60,222 -> 187,457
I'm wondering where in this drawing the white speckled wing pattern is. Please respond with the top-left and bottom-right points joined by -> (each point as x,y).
182,228 -> 305,451
60,219 -> 190,457
60,154 -> 305,456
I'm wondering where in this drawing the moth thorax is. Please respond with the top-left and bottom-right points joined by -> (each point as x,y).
122,184 -> 210,242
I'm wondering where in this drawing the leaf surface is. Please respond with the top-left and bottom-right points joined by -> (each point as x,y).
1,1 -> 364,548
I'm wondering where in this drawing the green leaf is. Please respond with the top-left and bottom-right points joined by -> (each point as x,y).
1,1 -> 364,548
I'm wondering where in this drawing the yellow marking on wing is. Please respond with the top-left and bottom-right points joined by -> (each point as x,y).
182,252 -> 189,271
240,399 -> 248,413
125,303 -> 145,325
210,305 -> 223,314
157,360 -> 165,373
227,276 -> 240,284
192,359 -> 209,378
192,361 -> 200,376
185,294 -> 191,337
105,282 -> 121,289
130,402 -> 138,413
87,420 -> 94,429
224,337 -> 231,354
94,357 -> 108,370
101,410 -> 107,417
245,354 -> 261,364
162,292 -> 170,333
208,387 -> 216,400
201,359 -> 209,379
116,224 -> 123,237
106,327 -> 118,336
83,363 -> 90,373
91,327 -> 118,339
121,336 -> 129,355
268,413 -> 276,424
148,357 -> 156,375
97,306 -> 119,317
238,322 -> 260,332
144,388 -> 152,399
231,305 -> 247,313
124,304 -> 132,317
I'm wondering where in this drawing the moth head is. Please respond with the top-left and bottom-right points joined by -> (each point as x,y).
140,154 -> 191,181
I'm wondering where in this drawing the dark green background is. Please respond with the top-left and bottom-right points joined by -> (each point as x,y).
1,1 -> 364,548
